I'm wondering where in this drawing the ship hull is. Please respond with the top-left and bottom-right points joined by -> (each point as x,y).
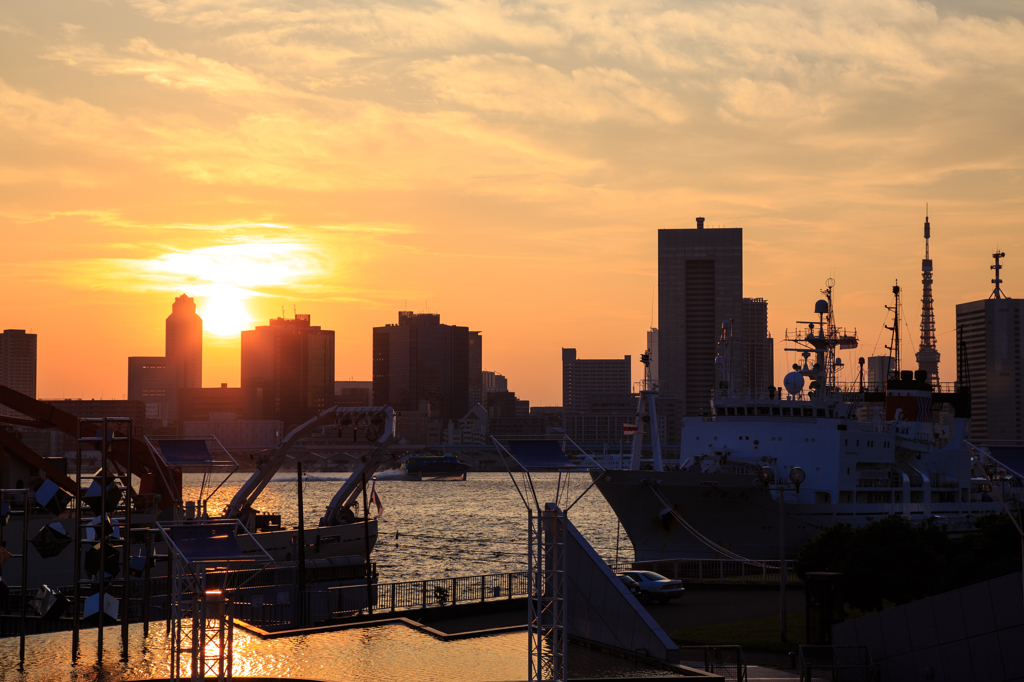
594,469 -> 998,561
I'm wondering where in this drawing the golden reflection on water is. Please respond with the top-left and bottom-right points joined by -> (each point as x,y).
0,622 -> 674,681
0,623 -> 525,681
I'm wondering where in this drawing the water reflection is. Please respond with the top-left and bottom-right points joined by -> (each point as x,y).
0,623 -> 675,681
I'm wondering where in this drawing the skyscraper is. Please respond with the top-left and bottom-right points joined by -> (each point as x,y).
741,298 -> 774,396
659,217 -> 744,423
561,348 -> 635,445
372,311 -> 477,428
956,251 -> 1023,442
241,314 -> 335,429
166,294 -> 203,389
561,348 -> 631,411
0,329 -> 37,418
916,213 -> 941,386
128,294 -> 203,424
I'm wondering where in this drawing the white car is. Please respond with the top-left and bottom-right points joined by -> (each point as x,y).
617,571 -> 685,603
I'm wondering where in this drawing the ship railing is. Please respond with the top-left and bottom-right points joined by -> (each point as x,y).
608,558 -> 802,586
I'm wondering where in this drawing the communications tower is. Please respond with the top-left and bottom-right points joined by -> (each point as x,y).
916,212 -> 941,386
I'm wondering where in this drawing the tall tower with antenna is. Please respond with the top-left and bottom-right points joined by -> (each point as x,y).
916,212 -> 940,386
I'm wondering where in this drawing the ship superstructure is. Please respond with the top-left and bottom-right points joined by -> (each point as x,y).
594,282 -> 1018,561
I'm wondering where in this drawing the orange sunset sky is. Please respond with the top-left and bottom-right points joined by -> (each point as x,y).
2,0 -> 1022,407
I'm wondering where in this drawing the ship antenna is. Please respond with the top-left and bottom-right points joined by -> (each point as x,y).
884,282 -> 901,382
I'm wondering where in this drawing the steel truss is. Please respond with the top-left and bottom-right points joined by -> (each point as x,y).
528,505 -> 568,682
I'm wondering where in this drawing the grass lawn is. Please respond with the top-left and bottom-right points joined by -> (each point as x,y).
671,612 -> 807,653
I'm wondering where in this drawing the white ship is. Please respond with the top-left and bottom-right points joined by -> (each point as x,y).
595,281 -> 1022,561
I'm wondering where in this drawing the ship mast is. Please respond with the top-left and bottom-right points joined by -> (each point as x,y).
916,211 -> 940,386
885,283 -> 901,382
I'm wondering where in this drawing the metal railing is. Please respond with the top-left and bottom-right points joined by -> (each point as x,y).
678,645 -> 747,681
289,571 -> 530,625
609,558 -> 802,585
798,645 -> 875,682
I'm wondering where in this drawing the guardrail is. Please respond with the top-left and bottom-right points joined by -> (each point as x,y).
609,558 -> 802,585
305,572 -> 531,623
678,645 -> 747,681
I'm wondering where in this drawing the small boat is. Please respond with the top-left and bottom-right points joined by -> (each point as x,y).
376,454 -> 470,481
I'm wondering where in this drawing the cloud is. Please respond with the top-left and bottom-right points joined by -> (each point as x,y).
415,54 -> 685,124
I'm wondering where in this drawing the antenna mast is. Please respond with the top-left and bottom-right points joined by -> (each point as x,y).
916,211 -> 940,386
990,251 -> 1009,299
885,283 -> 901,382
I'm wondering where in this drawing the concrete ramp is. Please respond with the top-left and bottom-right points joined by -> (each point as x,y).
564,516 -> 680,663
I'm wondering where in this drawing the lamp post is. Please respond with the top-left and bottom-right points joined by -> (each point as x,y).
759,464 -> 805,643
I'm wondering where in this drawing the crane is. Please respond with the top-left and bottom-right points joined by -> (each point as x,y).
224,405 -> 398,527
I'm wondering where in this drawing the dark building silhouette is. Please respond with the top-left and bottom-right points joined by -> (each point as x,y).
956,252 -> 1023,441
469,331 -> 483,408
372,311 -> 479,428
127,356 -> 178,422
561,348 -> 631,410
177,384 -> 260,422
0,329 -> 37,418
166,294 -> 202,389
561,348 -> 636,445
127,294 -> 203,424
334,380 -> 373,408
241,314 -> 335,429
741,297 -> 774,397
659,218 -> 744,425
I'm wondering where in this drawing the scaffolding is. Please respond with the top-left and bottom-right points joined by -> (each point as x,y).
496,438 -> 603,682
157,519 -> 271,682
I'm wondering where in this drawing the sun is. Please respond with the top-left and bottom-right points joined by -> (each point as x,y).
198,287 -> 253,337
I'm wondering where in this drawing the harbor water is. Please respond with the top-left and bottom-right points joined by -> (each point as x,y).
183,470 -> 635,581
0,471 -> 651,681
0,623 -> 678,681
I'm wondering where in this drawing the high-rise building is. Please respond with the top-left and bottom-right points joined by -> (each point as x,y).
867,356 -> 894,392
561,348 -> 631,410
0,329 -> 36,417
372,311 -> 474,428
166,294 -> 202,389
956,251 -> 1023,442
659,218 -> 744,422
128,294 -> 203,424
468,331 -> 483,407
561,348 -> 634,445
241,314 -> 335,429
128,356 -> 178,422
742,298 -> 774,396
334,380 -> 373,408
916,213 -> 941,386
482,371 -> 508,396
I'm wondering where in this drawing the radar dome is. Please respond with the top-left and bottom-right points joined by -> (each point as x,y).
784,371 -> 805,395
814,299 -> 829,314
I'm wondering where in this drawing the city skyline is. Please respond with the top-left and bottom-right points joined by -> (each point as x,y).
2,0 -> 1023,406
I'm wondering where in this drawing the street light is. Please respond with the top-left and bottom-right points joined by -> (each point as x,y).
759,464 -> 805,642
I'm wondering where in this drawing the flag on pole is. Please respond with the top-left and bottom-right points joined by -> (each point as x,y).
623,423 -> 639,435
370,479 -> 385,517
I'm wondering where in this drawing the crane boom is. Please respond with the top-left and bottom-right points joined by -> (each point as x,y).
225,406 -> 396,523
